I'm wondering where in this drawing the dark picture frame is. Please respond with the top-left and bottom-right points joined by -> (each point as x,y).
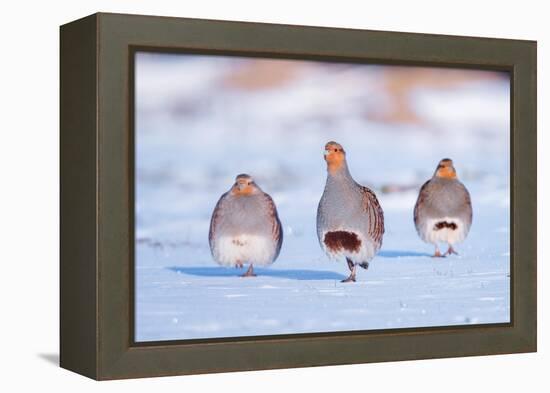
60,12 -> 536,380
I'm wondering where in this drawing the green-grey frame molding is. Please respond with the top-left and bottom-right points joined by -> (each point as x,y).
60,12 -> 537,380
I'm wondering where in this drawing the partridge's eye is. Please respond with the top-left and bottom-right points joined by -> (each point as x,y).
334,148 -> 338,152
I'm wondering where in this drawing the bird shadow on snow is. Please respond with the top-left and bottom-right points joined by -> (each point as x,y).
167,266 -> 347,281
378,249 -> 432,258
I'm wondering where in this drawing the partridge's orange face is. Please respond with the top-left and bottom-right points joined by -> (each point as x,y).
324,141 -> 346,173
435,158 -> 457,179
231,174 -> 257,196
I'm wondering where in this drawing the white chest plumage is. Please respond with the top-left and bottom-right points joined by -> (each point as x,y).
213,234 -> 277,267
419,216 -> 469,246
319,229 -> 377,263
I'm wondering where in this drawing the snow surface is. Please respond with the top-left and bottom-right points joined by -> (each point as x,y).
134,53 -> 510,342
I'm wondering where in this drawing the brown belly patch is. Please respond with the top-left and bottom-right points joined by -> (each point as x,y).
324,231 -> 362,253
434,221 -> 458,231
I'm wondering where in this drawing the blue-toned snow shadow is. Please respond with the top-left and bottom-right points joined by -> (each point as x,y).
167,266 -> 347,281
378,250 -> 432,258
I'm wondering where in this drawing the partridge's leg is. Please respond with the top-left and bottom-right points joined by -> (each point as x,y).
341,260 -> 357,283
432,245 -> 443,258
235,260 -> 243,269
444,245 -> 459,256
346,257 -> 354,272
241,264 -> 257,277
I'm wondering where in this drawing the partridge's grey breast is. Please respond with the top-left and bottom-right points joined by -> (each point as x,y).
209,181 -> 282,268
414,178 -> 472,230
317,160 -> 384,263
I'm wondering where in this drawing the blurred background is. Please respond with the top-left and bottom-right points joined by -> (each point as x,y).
135,52 -> 509,250
134,51 -> 511,341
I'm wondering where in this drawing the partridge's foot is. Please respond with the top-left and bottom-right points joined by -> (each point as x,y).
444,246 -> 459,256
240,264 -> 257,277
340,263 -> 357,283
341,275 -> 356,283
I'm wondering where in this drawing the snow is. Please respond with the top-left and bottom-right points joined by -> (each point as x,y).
134,52 -> 510,342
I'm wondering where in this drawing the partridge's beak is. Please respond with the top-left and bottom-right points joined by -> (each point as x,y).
323,150 -> 331,157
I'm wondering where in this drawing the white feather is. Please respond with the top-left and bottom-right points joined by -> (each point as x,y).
320,230 -> 377,263
213,234 -> 276,267
421,217 -> 468,245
